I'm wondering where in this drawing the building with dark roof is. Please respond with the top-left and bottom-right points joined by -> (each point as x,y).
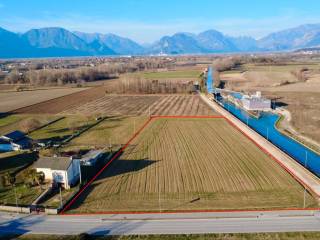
2,130 -> 25,142
0,130 -> 32,151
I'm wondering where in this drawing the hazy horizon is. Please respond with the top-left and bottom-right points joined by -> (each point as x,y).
1,0 -> 320,43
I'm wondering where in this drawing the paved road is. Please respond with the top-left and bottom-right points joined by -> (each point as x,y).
200,93 -> 320,197
0,210 -> 320,236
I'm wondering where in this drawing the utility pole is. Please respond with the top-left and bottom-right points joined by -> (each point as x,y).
14,184 -> 18,213
59,186 -> 63,208
133,118 -> 136,135
158,184 -> 161,213
303,151 -> 308,208
78,161 -> 82,185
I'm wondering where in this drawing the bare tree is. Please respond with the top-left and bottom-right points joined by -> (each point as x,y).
4,70 -> 21,84
19,118 -> 41,133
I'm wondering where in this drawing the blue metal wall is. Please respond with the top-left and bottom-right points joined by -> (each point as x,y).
206,67 -> 214,94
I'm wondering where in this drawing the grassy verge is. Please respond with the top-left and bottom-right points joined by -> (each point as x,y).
0,183 -> 42,206
11,232 -> 320,240
275,114 -> 320,155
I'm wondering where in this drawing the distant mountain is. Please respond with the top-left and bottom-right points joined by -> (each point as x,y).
74,32 -> 144,55
22,27 -> 116,56
2,23 -> 320,58
258,24 -> 320,51
23,28 -> 89,50
0,28 -> 35,58
197,30 -> 238,52
149,30 -> 257,54
228,36 -> 259,52
149,33 -> 203,54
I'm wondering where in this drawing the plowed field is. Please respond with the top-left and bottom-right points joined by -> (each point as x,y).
65,95 -> 216,116
70,118 -> 317,213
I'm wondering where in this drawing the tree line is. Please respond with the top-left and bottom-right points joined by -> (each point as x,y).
4,58 -> 174,86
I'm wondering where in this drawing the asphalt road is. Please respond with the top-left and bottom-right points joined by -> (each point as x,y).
0,210 -> 320,236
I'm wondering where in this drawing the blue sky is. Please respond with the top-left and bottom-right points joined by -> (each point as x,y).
1,0 -> 320,43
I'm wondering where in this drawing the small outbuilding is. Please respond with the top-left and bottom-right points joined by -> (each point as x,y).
78,150 -> 103,166
34,156 -> 80,189
0,130 -> 32,151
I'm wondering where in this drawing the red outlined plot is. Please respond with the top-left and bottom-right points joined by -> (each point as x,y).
60,115 -> 320,215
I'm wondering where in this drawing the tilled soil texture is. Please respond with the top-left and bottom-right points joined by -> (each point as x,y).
12,86 -> 108,114
64,94 -> 218,116
69,118 -> 317,213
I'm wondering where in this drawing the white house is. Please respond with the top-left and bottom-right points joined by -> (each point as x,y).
34,156 -> 80,189
241,91 -> 271,111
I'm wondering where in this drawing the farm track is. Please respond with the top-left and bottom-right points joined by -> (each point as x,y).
69,118 -> 316,213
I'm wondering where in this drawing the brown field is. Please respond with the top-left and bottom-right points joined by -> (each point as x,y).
65,94 -> 216,116
12,86 -> 109,114
0,87 -> 88,113
69,118 -> 317,213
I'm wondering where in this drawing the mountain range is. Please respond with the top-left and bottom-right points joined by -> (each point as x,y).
1,24 -> 320,58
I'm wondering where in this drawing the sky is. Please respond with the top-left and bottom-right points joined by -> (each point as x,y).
1,0 -> 320,43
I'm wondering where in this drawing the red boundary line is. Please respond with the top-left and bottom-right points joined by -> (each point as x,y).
60,116 -> 154,214
60,115 -> 320,215
61,207 -> 320,216
151,115 -> 225,119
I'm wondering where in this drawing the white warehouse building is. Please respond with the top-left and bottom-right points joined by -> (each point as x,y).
34,156 -> 80,189
241,92 -> 271,111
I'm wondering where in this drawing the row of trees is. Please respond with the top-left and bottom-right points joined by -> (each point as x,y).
213,57 -> 241,72
106,75 -> 196,94
4,67 -> 116,85
3,58 -> 175,86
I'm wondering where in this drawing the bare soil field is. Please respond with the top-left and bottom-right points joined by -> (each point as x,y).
69,118 -> 317,213
12,86 -> 109,114
65,94 -> 217,116
0,87 -> 88,113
